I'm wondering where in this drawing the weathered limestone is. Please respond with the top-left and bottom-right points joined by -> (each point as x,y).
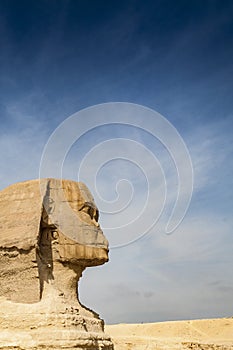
0,179 -> 113,350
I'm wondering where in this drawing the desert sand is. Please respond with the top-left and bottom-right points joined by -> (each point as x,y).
106,318 -> 233,349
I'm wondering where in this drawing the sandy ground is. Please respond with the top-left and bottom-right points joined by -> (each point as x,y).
106,318 -> 233,349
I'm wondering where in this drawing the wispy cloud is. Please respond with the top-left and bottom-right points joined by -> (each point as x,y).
0,101 -> 49,189
77,115 -> 233,323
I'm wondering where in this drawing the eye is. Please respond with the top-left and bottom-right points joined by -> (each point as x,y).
81,204 -> 94,219
80,203 -> 98,222
81,206 -> 89,214
82,205 -> 91,216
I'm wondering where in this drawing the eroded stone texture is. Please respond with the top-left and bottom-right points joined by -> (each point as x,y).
0,179 -> 113,350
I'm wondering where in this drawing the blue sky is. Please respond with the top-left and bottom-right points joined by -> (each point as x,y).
0,0 -> 233,323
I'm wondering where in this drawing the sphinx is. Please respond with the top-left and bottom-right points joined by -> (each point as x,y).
0,178 -> 113,350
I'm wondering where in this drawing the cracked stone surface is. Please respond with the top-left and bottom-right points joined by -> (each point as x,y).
0,178 -> 113,350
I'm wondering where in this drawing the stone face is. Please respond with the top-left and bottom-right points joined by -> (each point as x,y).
0,178 -> 108,255
0,179 -> 113,350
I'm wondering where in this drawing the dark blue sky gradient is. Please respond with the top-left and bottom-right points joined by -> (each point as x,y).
0,0 -> 233,127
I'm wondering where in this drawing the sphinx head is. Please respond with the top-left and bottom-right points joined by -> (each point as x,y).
40,179 -> 109,267
0,179 -> 109,303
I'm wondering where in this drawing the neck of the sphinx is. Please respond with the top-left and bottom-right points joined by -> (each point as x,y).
38,258 -> 84,302
36,227 -> 80,302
